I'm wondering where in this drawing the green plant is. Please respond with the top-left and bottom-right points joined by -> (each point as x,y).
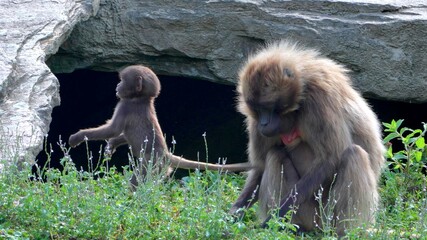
382,120 -> 427,197
378,120 -> 427,237
383,120 -> 426,174
2,120 -> 427,239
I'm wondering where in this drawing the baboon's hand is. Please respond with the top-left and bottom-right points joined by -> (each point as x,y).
68,132 -> 84,147
228,206 -> 246,222
105,140 -> 116,155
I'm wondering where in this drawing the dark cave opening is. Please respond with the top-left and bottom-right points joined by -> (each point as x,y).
36,69 -> 248,176
36,69 -> 427,176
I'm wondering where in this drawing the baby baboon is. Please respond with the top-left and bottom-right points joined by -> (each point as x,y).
69,65 -> 251,184
229,41 -> 385,236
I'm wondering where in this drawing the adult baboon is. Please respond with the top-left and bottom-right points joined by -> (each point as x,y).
229,41 -> 385,235
69,65 -> 251,184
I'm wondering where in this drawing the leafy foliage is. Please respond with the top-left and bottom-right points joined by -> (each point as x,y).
378,120 -> 427,237
383,120 -> 426,175
1,120 -> 427,239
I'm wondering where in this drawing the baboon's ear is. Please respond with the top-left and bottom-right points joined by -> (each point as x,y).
136,76 -> 143,92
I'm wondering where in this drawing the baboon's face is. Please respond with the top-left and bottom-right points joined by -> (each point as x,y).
238,60 -> 301,137
116,76 -> 138,99
245,98 -> 297,137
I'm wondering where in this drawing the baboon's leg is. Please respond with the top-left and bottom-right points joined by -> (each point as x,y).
332,144 -> 378,236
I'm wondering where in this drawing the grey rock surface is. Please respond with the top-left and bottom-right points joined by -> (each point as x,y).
49,0 -> 427,103
0,0 -> 98,169
1,0 -> 427,168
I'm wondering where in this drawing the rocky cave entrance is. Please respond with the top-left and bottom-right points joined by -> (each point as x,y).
36,69 -> 427,176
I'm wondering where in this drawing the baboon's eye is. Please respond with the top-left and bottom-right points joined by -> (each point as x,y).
246,102 -> 260,116
283,68 -> 294,78
249,106 -> 259,115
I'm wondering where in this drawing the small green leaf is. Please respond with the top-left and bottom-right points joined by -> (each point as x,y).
414,151 -> 422,162
392,152 -> 407,161
395,119 -> 404,130
393,163 -> 402,170
386,146 -> 394,159
415,137 -> 425,149
383,132 -> 399,144
390,119 -> 397,128
382,122 -> 392,131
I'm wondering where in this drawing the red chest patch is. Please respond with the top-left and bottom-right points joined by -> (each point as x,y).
280,128 -> 301,145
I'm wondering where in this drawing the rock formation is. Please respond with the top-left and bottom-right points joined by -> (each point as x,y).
0,0 -> 98,170
1,0 -> 426,167
49,0 -> 427,103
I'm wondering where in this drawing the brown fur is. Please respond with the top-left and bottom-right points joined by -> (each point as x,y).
229,41 -> 385,236
69,65 -> 252,185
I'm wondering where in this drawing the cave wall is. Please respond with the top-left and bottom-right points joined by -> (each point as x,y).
1,0 -> 426,168
48,0 -> 427,103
